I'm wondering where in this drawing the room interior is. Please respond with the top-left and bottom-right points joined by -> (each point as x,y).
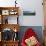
0,0 -> 45,46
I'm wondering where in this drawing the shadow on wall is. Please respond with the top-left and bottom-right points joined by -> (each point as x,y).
18,26 -> 43,44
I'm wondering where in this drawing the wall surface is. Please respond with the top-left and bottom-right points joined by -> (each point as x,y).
0,0 -> 44,26
18,26 -> 43,44
18,0 -> 44,26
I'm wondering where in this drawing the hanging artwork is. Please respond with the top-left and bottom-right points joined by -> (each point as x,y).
23,11 -> 36,16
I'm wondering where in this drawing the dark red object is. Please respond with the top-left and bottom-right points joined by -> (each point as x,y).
21,28 -> 41,46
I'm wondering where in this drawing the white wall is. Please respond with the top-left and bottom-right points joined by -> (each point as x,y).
18,0 -> 44,26
0,0 -> 44,26
0,0 -> 15,7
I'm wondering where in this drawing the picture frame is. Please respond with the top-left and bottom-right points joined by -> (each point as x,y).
2,10 -> 9,15
9,10 -> 17,15
23,11 -> 36,16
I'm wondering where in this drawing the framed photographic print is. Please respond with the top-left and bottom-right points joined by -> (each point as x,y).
9,10 -> 17,15
10,11 -> 17,15
2,10 -> 9,15
23,11 -> 36,16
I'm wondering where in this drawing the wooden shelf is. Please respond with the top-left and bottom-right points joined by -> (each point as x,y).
0,40 -> 19,46
0,7 -> 19,46
0,7 -> 19,24
0,7 -> 19,9
2,40 -> 19,42
0,24 -> 19,32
